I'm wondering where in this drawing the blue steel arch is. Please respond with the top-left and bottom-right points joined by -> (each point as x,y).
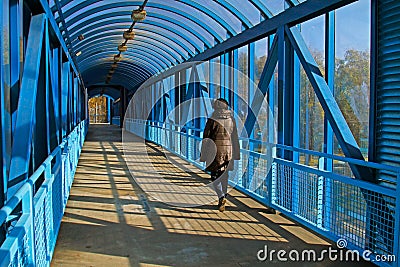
59,0 -> 244,38
78,48 -> 168,73
70,21 -> 197,57
214,0 -> 255,29
51,0 -> 301,91
67,11 -> 214,49
82,63 -> 153,88
73,29 -> 188,60
82,62 -> 154,83
77,35 -> 181,64
78,52 -> 161,76
76,36 -> 181,66
63,2 -> 227,43
249,0 -> 274,18
88,88 -> 120,101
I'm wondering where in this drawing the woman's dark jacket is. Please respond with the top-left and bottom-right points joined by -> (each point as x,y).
200,102 -> 240,172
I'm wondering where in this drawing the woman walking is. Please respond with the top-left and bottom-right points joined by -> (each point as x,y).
200,98 -> 240,212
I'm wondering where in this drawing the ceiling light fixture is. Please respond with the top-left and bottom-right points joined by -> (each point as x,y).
106,0 -> 148,84
118,44 -> 128,52
131,8 -> 147,21
123,30 -> 135,40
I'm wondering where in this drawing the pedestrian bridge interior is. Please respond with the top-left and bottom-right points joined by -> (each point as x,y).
0,0 -> 399,266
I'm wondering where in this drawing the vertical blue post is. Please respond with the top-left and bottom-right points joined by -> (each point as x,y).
267,35 -> 276,206
224,52 -> 230,101
44,19 -> 51,155
10,0 -> 22,134
232,49 -> 242,185
278,26 -> 294,210
323,11 -> 335,231
219,54 -> 224,99
394,172 -> 400,266
209,59 -> 215,99
233,49 -> 239,115
247,43 -> 255,189
61,62 -> 69,138
0,0 -> 10,210
292,29 -> 301,215
317,157 -> 325,228
50,48 -> 61,145
74,77 -> 78,127
107,97 -> 111,123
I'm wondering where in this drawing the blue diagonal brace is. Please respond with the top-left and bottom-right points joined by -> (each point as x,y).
195,65 -> 213,118
243,34 -> 278,136
179,65 -> 199,127
285,25 -> 374,182
8,14 -> 46,190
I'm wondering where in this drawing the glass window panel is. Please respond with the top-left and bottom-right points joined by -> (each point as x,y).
195,0 -> 242,34
211,57 -> 221,99
135,29 -> 189,59
237,45 -> 248,123
300,15 -> 325,72
152,0 -> 227,41
334,0 -> 371,158
299,63 -> 325,158
143,17 -> 206,52
66,6 -> 131,25
254,37 -> 268,85
136,25 -> 196,55
253,38 -> 269,141
265,0 -> 285,16
225,0 -> 261,26
146,7 -> 214,46
298,15 -> 325,161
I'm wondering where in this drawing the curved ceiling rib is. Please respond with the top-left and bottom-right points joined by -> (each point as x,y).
76,36 -> 181,65
65,3 -> 228,43
74,29 -> 188,59
51,0 -> 301,91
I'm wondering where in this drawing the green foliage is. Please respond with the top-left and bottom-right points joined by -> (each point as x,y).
234,48 -> 370,155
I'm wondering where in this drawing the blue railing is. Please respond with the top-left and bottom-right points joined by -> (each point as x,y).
0,120 -> 88,267
111,116 -> 120,126
125,119 -> 400,266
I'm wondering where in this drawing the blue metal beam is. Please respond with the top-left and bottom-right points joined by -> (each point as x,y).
285,25 -> 374,182
0,0 -> 10,210
8,14 -> 46,193
324,12 -> 335,170
38,0 -> 80,76
61,62 -> 70,138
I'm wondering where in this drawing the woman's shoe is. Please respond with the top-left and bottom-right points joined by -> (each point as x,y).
218,197 -> 227,212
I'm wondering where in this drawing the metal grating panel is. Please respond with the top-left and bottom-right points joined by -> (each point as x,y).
375,0 -> 400,186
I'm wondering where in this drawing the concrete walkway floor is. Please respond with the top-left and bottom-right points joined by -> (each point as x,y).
51,124 -> 371,267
